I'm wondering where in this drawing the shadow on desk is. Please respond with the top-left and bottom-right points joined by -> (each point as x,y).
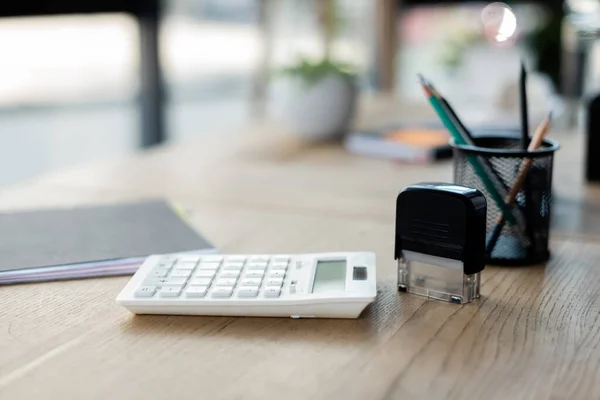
116,281 -> 420,345
119,314 -> 374,346
115,265 -> 558,348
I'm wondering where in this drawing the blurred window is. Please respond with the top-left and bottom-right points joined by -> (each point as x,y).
0,14 -> 139,187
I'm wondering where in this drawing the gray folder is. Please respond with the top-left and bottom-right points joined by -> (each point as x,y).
0,199 -> 215,281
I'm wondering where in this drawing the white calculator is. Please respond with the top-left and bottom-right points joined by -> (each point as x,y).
116,252 -> 377,319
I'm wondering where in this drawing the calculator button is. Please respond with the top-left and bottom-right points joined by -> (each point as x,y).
170,270 -> 192,278
177,255 -> 201,263
173,261 -> 197,270
149,270 -> 168,278
223,263 -> 244,271
237,287 -> 259,298
143,278 -> 169,286
247,263 -> 267,271
220,270 -> 241,279
203,256 -> 223,262
273,256 -> 290,263
156,260 -> 175,269
245,270 -> 265,278
189,278 -> 213,286
200,258 -> 221,265
240,278 -> 262,287
265,277 -> 283,287
263,287 -> 281,298
159,287 -> 182,297
150,265 -> 170,272
195,270 -> 217,279
197,262 -> 220,270
135,286 -> 156,297
162,278 -> 188,287
151,268 -> 171,277
185,286 -> 208,297
249,256 -> 270,263
226,256 -> 246,263
270,262 -> 288,271
268,270 -> 286,279
223,260 -> 244,268
211,287 -> 233,298
248,260 -> 267,266
215,278 -> 238,287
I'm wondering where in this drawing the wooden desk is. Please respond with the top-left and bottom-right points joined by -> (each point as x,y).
1,101 -> 599,399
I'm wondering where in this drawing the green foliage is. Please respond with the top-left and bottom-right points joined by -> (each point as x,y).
275,1 -> 357,87
277,58 -> 356,86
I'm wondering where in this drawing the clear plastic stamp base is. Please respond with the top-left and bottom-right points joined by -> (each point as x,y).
397,250 -> 480,304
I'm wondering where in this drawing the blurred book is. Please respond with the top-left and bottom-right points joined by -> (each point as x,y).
344,125 -> 452,163
0,199 -> 216,285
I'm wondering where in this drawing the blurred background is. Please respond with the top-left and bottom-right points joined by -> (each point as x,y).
0,0 -> 597,187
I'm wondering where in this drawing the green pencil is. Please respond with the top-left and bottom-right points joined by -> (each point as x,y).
420,81 -> 529,245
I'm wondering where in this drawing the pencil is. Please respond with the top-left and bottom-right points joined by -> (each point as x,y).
424,77 -> 515,197
419,75 -> 529,244
485,112 -> 553,254
422,76 -> 503,163
419,78 -> 529,243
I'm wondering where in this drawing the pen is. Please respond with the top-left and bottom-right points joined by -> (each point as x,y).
520,61 -> 530,148
520,61 -> 535,254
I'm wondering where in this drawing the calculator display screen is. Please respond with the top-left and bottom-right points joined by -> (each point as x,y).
311,260 -> 346,293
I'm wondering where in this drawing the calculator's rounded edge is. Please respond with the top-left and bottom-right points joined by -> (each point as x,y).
365,251 -> 377,299
114,254 -> 162,308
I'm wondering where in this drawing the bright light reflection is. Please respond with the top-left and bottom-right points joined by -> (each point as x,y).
481,2 -> 518,45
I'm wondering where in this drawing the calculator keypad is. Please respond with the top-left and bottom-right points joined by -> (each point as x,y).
135,255 -> 291,299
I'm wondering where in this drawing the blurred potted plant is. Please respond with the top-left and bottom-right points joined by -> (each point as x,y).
276,0 -> 358,141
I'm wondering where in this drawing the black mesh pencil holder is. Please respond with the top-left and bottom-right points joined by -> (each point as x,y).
451,133 -> 560,266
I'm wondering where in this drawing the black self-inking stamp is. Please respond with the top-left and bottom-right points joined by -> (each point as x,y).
395,182 -> 487,304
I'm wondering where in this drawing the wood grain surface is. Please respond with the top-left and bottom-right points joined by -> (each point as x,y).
0,98 -> 599,399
